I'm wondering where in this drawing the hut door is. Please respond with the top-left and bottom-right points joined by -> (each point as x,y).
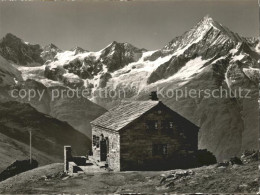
100,140 -> 107,161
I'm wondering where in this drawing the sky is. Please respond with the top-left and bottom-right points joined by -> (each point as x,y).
0,0 -> 259,51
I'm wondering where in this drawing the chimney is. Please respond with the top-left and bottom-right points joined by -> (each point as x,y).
149,91 -> 159,101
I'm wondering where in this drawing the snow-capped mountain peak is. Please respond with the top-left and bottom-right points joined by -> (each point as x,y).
163,16 -> 217,51
41,43 -> 62,62
101,41 -> 146,54
164,15 -> 245,52
70,46 -> 88,54
44,43 -> 60,51
197,15 -> 217,28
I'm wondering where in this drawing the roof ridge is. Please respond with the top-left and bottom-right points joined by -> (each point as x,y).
91,100 -> 160,131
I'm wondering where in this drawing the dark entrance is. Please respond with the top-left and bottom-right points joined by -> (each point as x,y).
100,140 -> 107,161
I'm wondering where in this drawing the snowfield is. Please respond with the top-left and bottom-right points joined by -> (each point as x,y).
151,57 -> 210,86
16,65 -> 63,87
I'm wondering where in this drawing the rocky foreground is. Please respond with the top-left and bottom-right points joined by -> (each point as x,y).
0,152 -> 258,194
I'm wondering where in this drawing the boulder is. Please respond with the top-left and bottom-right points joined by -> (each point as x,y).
241,150 -> 258,163
0,159 -> 38,181
229,157 -> 243,165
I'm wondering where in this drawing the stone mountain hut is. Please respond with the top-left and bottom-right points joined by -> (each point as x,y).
91,97 -> 199,171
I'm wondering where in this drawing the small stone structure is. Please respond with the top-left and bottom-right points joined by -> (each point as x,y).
64,146 -> 87,175
91,99 -> 200,171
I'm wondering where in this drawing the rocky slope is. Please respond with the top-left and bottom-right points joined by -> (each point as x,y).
0,15 -> 259,161
0,33 -> 44,66
48,85 -> 107,137
0,55 -> 23,87
0,101 -> 91,170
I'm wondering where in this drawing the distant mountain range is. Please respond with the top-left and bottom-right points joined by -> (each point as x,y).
0,15 -> 259,161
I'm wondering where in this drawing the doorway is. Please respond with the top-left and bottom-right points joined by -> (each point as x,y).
100,139 -> 107,161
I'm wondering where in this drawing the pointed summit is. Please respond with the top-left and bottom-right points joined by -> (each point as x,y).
71,46 -> 88,54
164,15 -> 217,50
99,41 -> 146,72
45,43 -> 59,50
111,40 -> 118,45
43,44 -> 61,54
164,15 -> 244,50
103,41 -> 138,53
0,33 -> 43,65
41,43 -> 62,62
200,15 -> 215,24
102,41 -> 122,51
196,15 -> 243,42
3,33 -> 20,40
0,33 -> 34,46
194,15 -> 220,31
1,33 -> 23,44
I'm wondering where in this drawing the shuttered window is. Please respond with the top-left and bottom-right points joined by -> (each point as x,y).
152,144 -> 167,156
93,135 -> 96,146
146,120 -> 159,131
